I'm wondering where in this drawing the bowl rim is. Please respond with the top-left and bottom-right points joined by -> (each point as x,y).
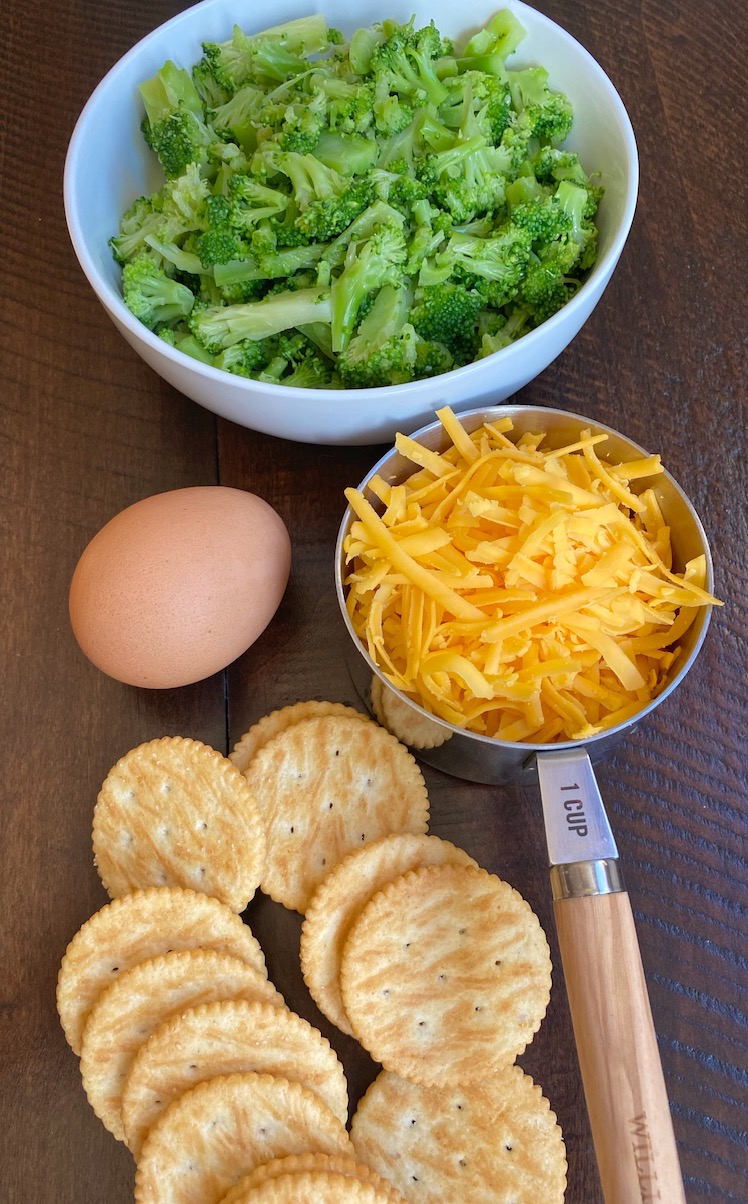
334,404 -> 714,755
63,0 -> 639,406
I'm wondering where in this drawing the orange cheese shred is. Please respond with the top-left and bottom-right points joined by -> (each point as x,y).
343,408 -> 722,743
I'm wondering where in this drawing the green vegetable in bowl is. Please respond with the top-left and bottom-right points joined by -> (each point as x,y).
112,9 -> 603,389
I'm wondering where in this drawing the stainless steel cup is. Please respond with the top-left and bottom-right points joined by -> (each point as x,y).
335,405 -> 714,785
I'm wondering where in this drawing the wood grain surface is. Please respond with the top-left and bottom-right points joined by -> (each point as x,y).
1,1 -> 746,1201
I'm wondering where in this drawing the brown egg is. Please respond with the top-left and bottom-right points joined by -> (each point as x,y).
69,486 -> 291,688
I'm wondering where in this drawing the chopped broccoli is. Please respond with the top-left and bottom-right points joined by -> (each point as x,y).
190,286 -> 332,351
509,67 -> 574,146
337,285 -> 420,386
370,19 -> 451,108
115,10 -> 603,388
411,281 -> 483,363
479,303 -> 533,355
139,60 -> 214,177
459,8 -> 526,67
109,195 -> 182,264
441,226 -> 533,306
201,16 -> 333,93
330,224 -> 408,351
122,255 -> 195,329
296,180 -> 376,241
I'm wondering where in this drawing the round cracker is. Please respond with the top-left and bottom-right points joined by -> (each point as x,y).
301,835 -> 477,1036
230,701 -> 369,774
57,887 -> 267,1056
339,864 -> 551,1085
122,998 -> 348,1155
92,737 -> 266,912
219,1154 -> 404,1203
134,1072 -> 352,1204
369,676 -> 451,751
243,716 -> 429,913
219,1170 -> 398,1202
80,949 -> 283,1143
350,1066 -> 567,1203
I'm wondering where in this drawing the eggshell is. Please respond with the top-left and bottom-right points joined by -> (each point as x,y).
69,486 -> 291,688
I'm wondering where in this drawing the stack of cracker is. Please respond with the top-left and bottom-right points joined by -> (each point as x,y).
57,703 -> 566,1201
298,829 -> 567,1203
58,716 -> 429,1201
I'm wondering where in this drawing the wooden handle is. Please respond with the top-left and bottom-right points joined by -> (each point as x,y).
553,890 -> 686,1204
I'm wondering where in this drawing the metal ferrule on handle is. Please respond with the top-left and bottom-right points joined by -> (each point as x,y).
550,857 -> 625,900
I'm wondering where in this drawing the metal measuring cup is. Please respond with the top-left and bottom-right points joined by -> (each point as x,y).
335,405 -> 716,1204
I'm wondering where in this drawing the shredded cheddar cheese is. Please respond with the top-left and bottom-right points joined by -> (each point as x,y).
343,407 -> 722,743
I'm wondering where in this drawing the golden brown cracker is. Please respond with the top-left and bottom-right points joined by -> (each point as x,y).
57,887 -> 266,1056
339,864 -> 551,1084
243,716 -> 429,913
218,1169 -> 398,1202
301,835 -> 477,1036
134,1072 -> 352,1204
230,702 -> 368,774
80,949 -> 283,1143
369,676 -> 452,751
92,737 -> 266,912
122,998 -> 348,1155
350,1066 -> 567,1203
219,1154 -> 404,1203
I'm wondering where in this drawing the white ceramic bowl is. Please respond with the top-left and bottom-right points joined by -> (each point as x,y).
64,0 -> 638,445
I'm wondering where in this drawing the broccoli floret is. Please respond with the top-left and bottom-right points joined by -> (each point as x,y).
458,8 -> 526,68
214,337 -> 279,376
510,194 -> 572,246
228,174 -> 289,232
370,19 -> 450,108
139,61 -> 213,177
440,226 -> 532,305
509,67 -> 573,146
533,146 -> 592,186
330,224 -> 408,352
439,71 -> 513,144
209,83 -> 263,148
143,234 -> 205,276
556,179 -> 599,269
192,57 -> 232,108
202,16 -> 332,92
410,281 -> 483,363
417,115 -> 510,223
274,332 -> 335,387
313,130 -> 379,175
159,327 -> 216,364
406,220 -> 448,277
109,194 -> 183,264
519,250 -> 580,324
373,84 -> 416,137
213,243 -> 325,294
505,173 -> 550,208
296,180 -> 375,241
268,150 -> 347,210
348,25 -> 386,75
322,200 -> 406,268
413,337 -> 454,378
257,85 -> 330,154
190,286 -> 332,351
122,255 -> 195,329
479,303 -> 533,355
320,76 -> 376,134
337,284 -> 419,387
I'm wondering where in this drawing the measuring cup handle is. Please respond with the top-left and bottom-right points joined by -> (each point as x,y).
553,887 -> 686,1203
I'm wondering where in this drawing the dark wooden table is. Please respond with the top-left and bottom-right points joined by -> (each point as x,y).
2,1 -> 746,1200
